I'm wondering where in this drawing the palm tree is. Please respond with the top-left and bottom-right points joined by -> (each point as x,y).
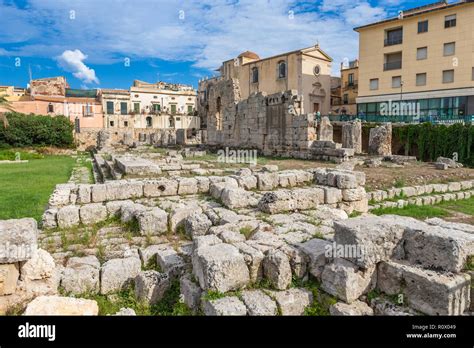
0,96 -> 13,128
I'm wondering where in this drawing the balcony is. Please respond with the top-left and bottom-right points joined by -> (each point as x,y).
384,61 -> 402,71
344,81 -> 358,89
384,36 -> 403,46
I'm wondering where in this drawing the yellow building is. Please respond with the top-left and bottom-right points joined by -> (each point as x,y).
355,0 -> 474,119
333,60 -> 359,115
218,45 -> 333,114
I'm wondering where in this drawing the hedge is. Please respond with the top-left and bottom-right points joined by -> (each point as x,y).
394,123 -> 474,167
0,112 -> 75,148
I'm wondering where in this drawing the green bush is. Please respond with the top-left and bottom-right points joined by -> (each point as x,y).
394,123 -> 474,167
0,112 -> 74,148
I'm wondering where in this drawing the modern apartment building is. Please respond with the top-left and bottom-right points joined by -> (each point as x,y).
355,0 -> 474,119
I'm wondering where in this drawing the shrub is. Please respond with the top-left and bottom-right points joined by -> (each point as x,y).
0,112 -> 74,148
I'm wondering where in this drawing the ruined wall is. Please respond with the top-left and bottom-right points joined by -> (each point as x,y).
202,78 -> 316,157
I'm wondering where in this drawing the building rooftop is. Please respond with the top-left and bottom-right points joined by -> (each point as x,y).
354,0 -> 472,31
238,51 -> 260,60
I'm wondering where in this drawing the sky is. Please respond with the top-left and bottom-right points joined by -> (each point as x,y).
0,0 -> 446,90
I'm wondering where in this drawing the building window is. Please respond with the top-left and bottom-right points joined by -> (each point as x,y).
445,14 -> 456,28
348,73 -> 354,86
251,67 -> 259,83
134,94 -> 139,98
443,42 -> 455,56
384,52 -> 402,71
384,27 -> 403,46
369,79 -> 379,90
146,116 -> 152,128
472,67 -> 474,81
133,102 -> 140,113
443,70 -> 454,83
417,47 -> 428,60
153,96 -> 157,99
170,104 -> 177,114
120,102 -> 127,115
176,117 -> 181,121
110,121 -> 114,127
343,94 -> 349,104
277,61 -> 286,79
83,104 -> 93,116
153,104 -> 161,113
416,73 -> 427,86
216,97 -> 222,131
106,101 -> 114,114
187,105 -> 193,114
418,20 -> 428,33
392,76 -> 402,88
47,103 -> 54,113
124,121 -> 128,127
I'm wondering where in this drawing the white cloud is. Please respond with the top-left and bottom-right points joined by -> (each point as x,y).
57,49 -> 99,84
1,0 -> 407,76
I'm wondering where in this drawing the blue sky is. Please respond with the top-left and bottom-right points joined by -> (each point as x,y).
0,0 -> 444,89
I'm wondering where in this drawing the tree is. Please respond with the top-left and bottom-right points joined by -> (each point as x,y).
0,96 -> 13,128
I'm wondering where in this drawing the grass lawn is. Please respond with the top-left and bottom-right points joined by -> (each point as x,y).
371,196 -> 474,221
0,155 -> 76,221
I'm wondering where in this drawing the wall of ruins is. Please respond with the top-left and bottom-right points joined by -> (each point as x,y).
201,78 -> 316,157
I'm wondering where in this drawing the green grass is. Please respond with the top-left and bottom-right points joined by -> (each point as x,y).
438,197 -> 474,216
0,150 -> 44,161
371,205 -> 451,220
0,155 -> 76,221
371,196 -> 474,220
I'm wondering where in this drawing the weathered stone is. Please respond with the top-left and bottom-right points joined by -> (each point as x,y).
263,249 -> 292,290
192,243 -> 250,292
202,296 -> 247,316
120,203 -> 146,223
241,290 -> 278,316
269,288 -> 313,315
136,207 -> 168,235
105,200 -> 133,217
221,188 -> 258,209
77,184 -> 92,204
79,203 -> 108,225
184,213 -> 212,238
41,208 -> 58,229
113,308 -> 136,316
156,248 -> 186,278
169,206 -> 202,233
0,263 -> 19,295
297,238 -> 331,278
321,258 -> 376,303
403,224 -> 474,272
0,218 -> 38,263
377,260 -> 471,315
334,215 -> 423,268
139,245 -> 168,266
135,270 -> 170,305
368,123 -> 392,156
180,274 -> 202,311
57,206 -> 80,228
256,172 -> 279,191
20,249 -> 55,281
61,256 -> 100,295
323,187 -> 343,204
24,296 -> 98,315
318,116 -> 333,141
100,257 -> 142,294
330,300 -> 373,316
233,242 -> 264,283
342,121 -> 362,154
178,177 -> 199,195
143,179 -> 178,197
342,187 -> 366,202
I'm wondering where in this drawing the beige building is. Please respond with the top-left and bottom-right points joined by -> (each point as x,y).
216,45 -> 333,114
331,60 -> 359,115
101,89 -> 132,129
129,80 -> 200,130
355,0 -> 474,119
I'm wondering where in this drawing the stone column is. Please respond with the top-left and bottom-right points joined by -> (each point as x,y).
368,123 -> 392,156
318,116 -> 333,141
342,121 -> 362,154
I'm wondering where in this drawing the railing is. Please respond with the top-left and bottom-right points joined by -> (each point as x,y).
384,61 -> 402,71
384,36 -> 403,46
344,81 -> 358,89
321,114 -> 474,124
